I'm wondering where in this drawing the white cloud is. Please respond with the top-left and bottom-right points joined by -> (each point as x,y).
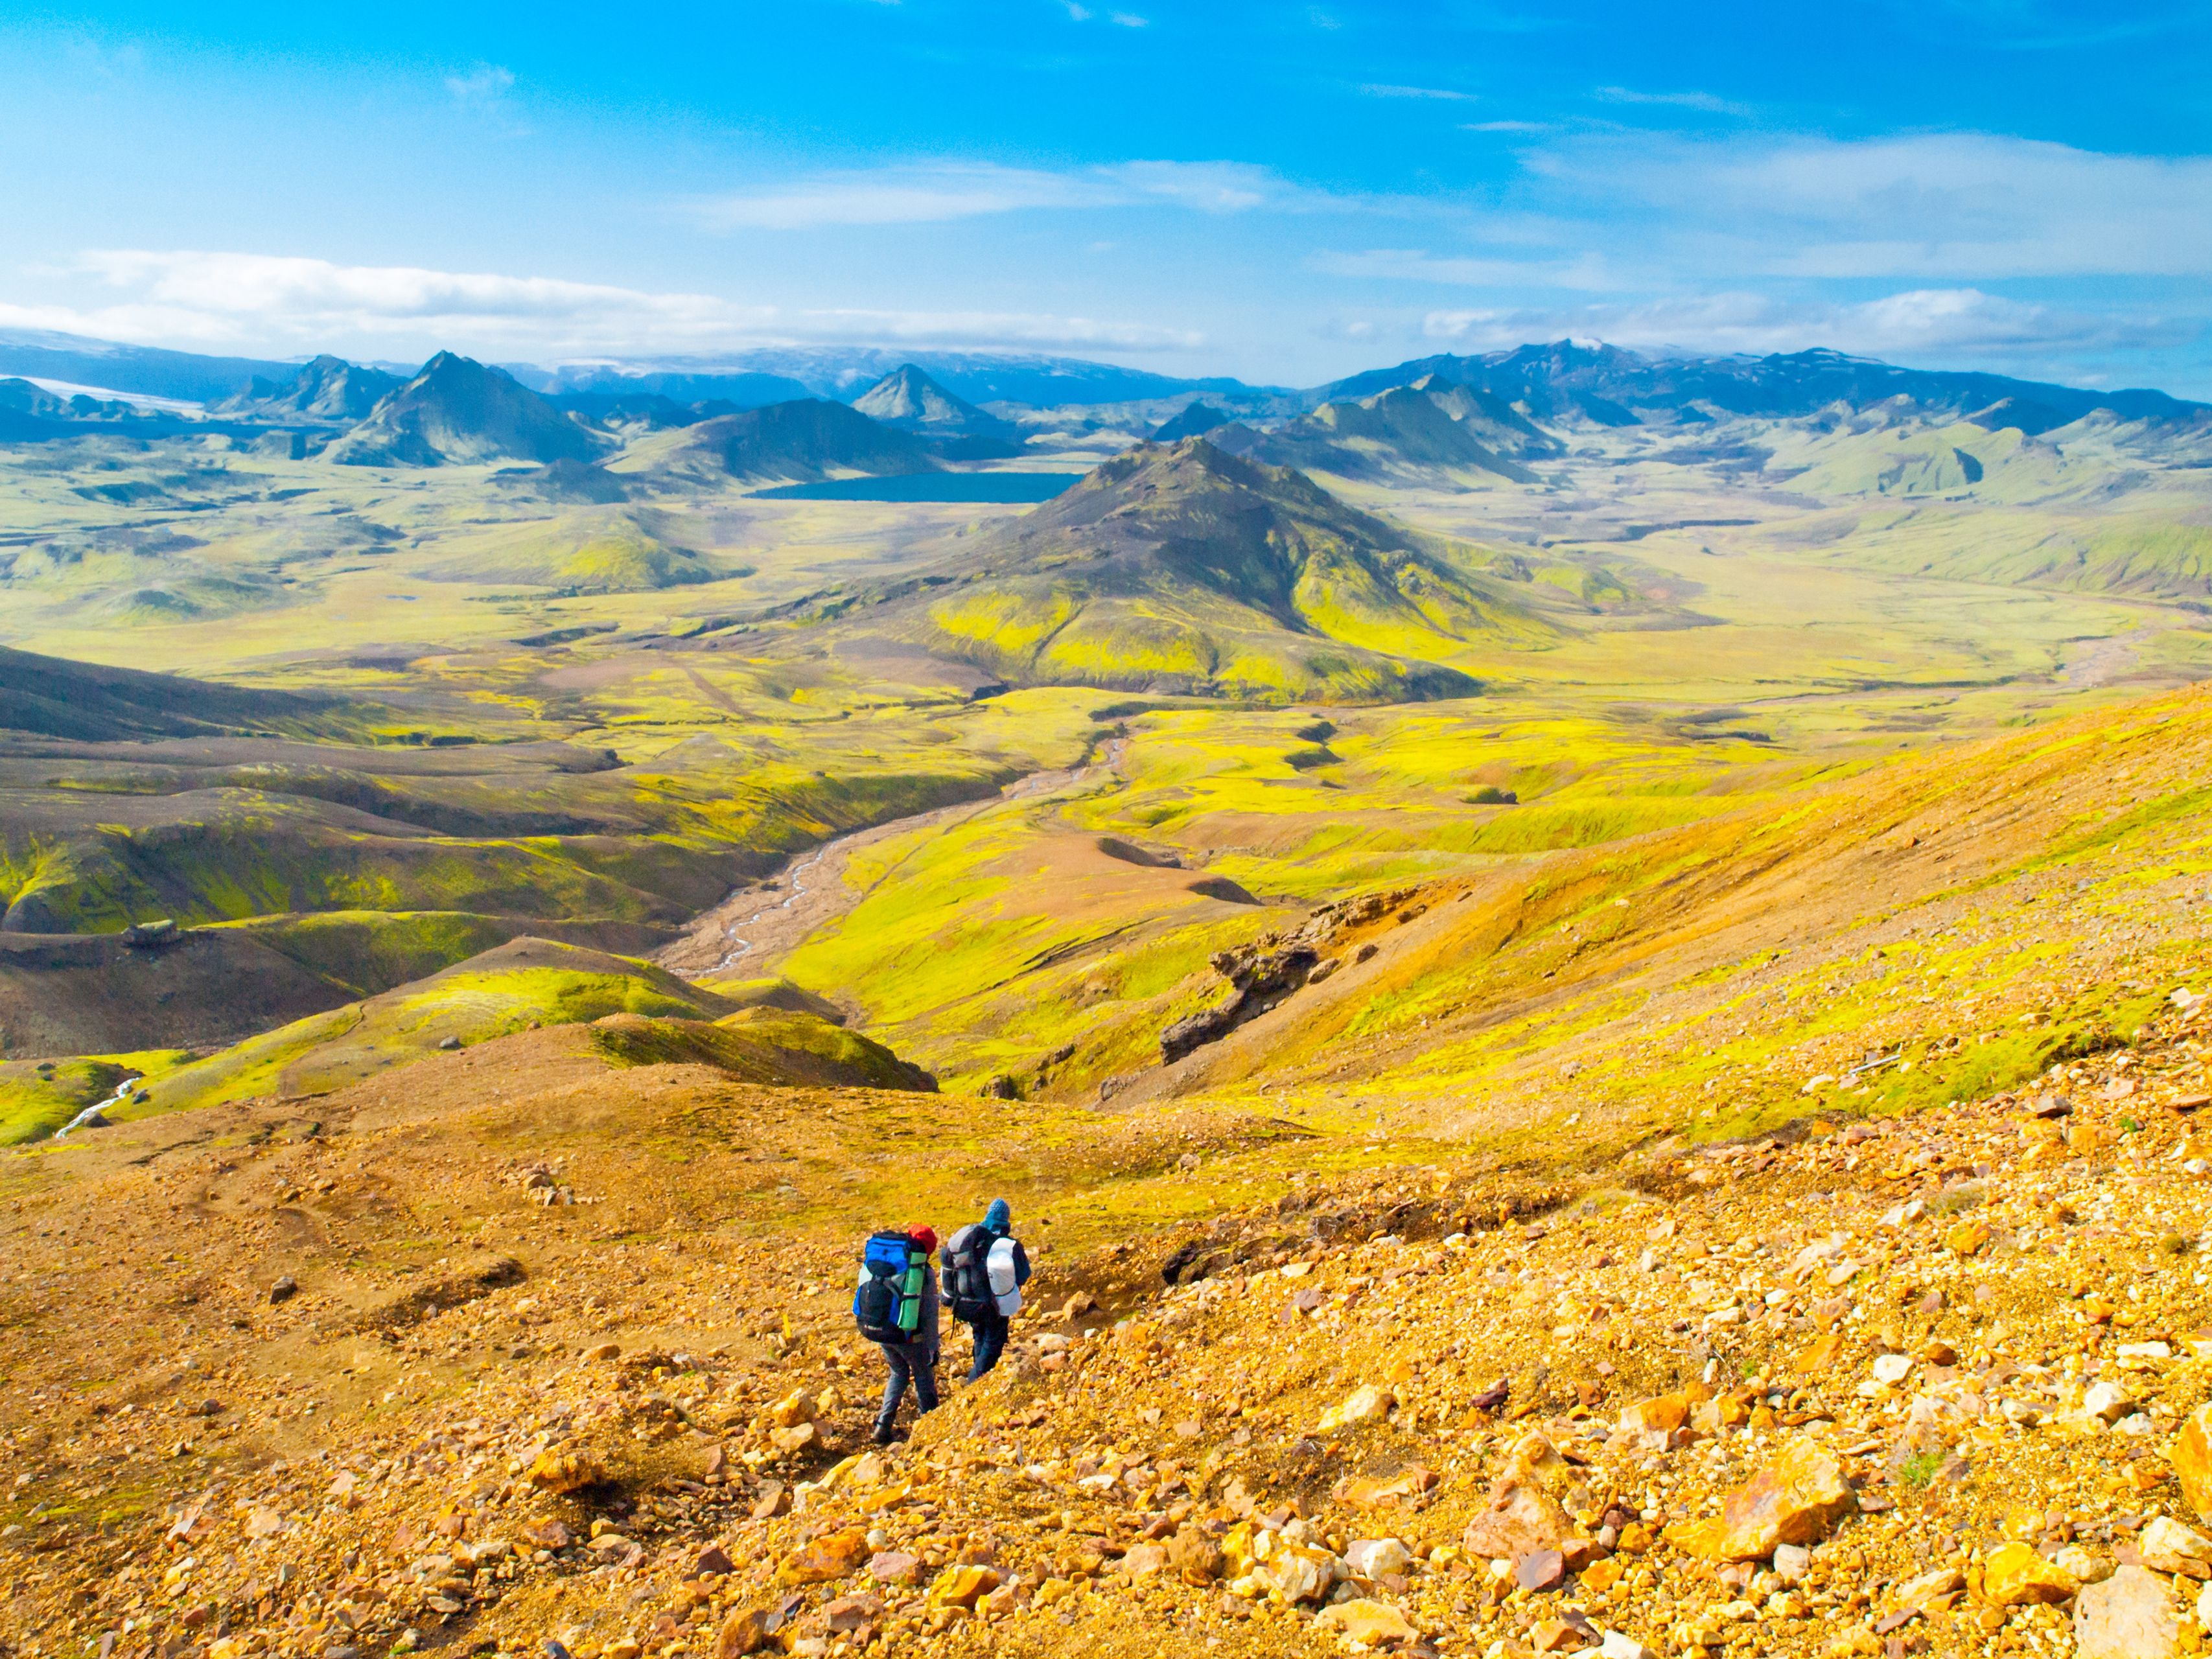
1536,132 -> 2212,280
1591,86 -> 1752,117
3,249 -> 1199,359
692,159 -> 1312,229
1360,83 -> 1480,102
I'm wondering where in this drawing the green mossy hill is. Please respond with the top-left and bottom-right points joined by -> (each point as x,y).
0,646 -> 342,741
1791,502 -> 2212,601
413,507 -> 725,593
1149,682 -> 2212,1148
0,791 -> 724,935
0,721 -> 1027,939
325,351 -> 603,469
805,439 -> 1556,702
617,398 -> 943,487
123,937 -> 734,1119
589,1008 -> 937,1091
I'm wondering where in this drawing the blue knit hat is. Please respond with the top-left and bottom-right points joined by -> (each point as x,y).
984,1198 -> 1011,1232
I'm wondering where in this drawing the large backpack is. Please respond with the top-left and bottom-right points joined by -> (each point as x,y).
854,1230 -> 927,1344
941,1224 -> 995,1324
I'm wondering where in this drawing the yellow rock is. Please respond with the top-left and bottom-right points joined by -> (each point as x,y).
1946,1221 -> 1992,1257
714,1609 -> 775,1657
1581,1556 -> 1625,1593
769,1421 -> 820,1454
1670,1439 -> 1854,1561
1333,1465 -> 1438,1510
1314,1599 -> 1419,1645
777,1528 -> 870,1586
1318,1384 -> 1395,1433
1616,1392 -> 1692,1435
770,1388 -> 819,1428
929,1563 -> 1003,1609
526,1449 -> 606,1495
1981,1542 -> 2079,1607
2174,1404 -> 2212,1522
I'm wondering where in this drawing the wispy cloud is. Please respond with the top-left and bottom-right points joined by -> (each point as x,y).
1360,82 -> 1480,102
1591,85 -> 1752,117
3,249 -> 1199,359
692,159 -> 1320,229
1305,133 -> 2212,288
1559,132 -> 2212,280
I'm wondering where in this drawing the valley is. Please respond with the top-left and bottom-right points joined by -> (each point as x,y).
6,333 -> 2212,1659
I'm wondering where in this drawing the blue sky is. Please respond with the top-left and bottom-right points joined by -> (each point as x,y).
5,1 -> 2211,391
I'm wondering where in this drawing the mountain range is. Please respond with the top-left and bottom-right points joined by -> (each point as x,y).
8,326 -> 2212,498
1321,340 -> 2212,433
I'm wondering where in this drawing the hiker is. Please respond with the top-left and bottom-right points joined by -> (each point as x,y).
942,1198 -> 1031,1382
853,1223 -> 940,1444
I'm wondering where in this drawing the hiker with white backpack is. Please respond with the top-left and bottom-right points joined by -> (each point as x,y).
853,1224 -> 941,1444
941,1198 -> 1031,1382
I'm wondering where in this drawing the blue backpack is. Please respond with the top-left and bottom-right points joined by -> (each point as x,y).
854,1231 -> 926,1343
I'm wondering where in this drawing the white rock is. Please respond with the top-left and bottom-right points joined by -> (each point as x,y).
1601,1632 -> 1656,1659
1344,1538 -> 1412,1578
1871,1353 -> 1914,1386
2137,1516 -> 2212,1574
2083,1381 -> 2134,1423
1772,1544 -> 1812,1584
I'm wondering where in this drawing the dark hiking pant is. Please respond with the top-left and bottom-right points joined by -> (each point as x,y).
966,1312 -> 1009,1381
875,1342 -> 938,1435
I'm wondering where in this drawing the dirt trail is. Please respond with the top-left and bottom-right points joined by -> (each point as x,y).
657,739 -> 1126,981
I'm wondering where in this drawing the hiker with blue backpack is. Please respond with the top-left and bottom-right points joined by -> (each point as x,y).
942,1198 -> 1031,1382
854,1224 -> 940,1444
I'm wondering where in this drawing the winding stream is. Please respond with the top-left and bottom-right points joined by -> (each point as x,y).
657,739 -> 1125,982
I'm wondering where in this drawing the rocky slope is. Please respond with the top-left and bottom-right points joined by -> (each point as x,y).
8,980 -> 2212,1659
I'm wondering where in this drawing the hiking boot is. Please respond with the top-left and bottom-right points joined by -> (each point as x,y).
872,1417 -> 898,1446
